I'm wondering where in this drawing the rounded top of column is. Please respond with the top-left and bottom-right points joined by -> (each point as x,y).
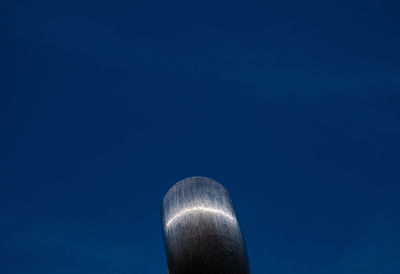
162,176 -> 236,230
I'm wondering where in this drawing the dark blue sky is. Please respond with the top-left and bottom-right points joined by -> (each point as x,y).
1,1 -> 400,273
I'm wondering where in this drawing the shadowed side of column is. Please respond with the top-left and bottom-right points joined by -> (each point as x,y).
162,176 -> 249,274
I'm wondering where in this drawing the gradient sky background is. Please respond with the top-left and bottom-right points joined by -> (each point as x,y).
1,1 -> 400,273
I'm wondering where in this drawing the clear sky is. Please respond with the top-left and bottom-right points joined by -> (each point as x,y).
1,0 -> 400,273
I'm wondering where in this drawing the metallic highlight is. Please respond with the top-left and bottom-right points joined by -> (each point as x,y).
166,205 -> 237,228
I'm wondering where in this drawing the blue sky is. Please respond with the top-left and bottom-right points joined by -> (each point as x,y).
1,1 -> 400,273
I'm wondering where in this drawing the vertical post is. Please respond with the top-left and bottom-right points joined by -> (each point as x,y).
162,176 -> 249,274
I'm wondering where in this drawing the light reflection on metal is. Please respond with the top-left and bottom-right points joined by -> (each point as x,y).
166,205 -> 237,228
162,176 -> 249,274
